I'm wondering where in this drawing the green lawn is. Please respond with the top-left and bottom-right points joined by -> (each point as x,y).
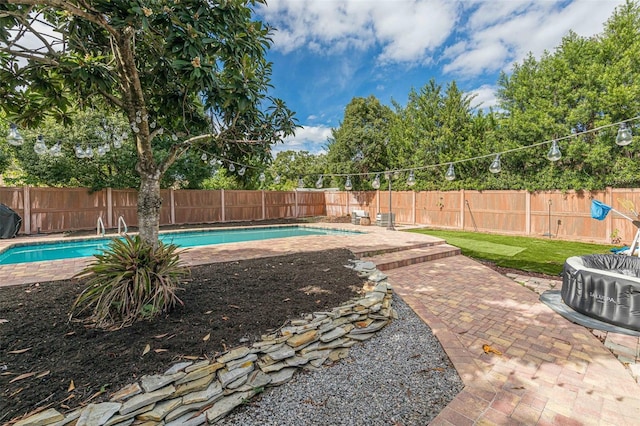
407,228 -> 613,276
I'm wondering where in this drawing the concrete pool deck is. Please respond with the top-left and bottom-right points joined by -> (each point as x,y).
1,223 -> 639,424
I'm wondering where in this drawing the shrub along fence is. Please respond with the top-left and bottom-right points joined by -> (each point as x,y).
1,186 -> 639,244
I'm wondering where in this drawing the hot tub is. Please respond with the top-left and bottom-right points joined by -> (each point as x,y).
562,254 -> 640,331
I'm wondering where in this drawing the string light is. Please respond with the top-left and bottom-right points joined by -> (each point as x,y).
407,170 -> 416,186
344,176 -> 352,190
5,115 -> 638,189
372,174 -> 381,189
616,122 -> 633,146
489,154 -> 501,174
315,175 -> 323,189
445,163 -> 456,181
7,123 -> 23,146
546,140 -> 562,161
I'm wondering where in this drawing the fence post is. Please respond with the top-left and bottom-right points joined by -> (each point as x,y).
295,190 -> 299,218
525,191 -> 531,236
346,191 -> 349,216
460,189 -> 465,230
221,189 -> 225,222
106,187 -> 113,228
23,185 -> 31,235
170,188 -> 176,224
262,190 -> 266,220
412,191 -> 416,224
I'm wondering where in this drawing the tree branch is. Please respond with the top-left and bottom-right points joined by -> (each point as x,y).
6,0 -> 120,38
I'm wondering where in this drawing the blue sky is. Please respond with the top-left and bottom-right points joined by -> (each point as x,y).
255,0 -> 625,155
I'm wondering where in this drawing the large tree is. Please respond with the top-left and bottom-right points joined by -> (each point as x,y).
0,0 -> 297,246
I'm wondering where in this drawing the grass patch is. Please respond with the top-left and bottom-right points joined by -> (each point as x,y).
408,228 -> 613,276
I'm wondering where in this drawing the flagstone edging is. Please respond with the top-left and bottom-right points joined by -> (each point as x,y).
14,266 -> 393,426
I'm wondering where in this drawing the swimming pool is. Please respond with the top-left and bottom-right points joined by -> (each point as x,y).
0,226 -> 359,265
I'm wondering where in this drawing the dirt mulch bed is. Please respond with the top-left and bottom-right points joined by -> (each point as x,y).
0,248 -> 365,424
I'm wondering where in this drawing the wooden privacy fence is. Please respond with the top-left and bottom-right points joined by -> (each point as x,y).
0,187 -> 325,235
2,186 -> 640,244
325,188 -> 640,244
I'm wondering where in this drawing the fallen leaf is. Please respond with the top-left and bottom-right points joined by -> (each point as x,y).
205,310 -> 212,314
282,298 -> 290,302
222,316 -> 229,321
482,344 -> 502,356
229,305 -> 241,309
154,333 -> 169,339
142,344 -> 151,356
68,380 -> 75,392
182,355 -> 200,360
8,348 -> 31,354
36,370 -> 50,378
203,333 -> 210,342
0,319 -> 8,324
154,349 -> 168,353
65,331 -> 75,337
10,372 -> 36,383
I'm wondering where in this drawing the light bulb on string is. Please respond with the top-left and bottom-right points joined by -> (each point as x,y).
407,170 -> 416,186
85,146 -> 94,158
50,142 -> 63,157
201,153 -> 208,162
489,154 -> 501,174
547,140 -> 562,161
616,122 -> 633,146
75,145 -> 85,158
7,123 -> 24,146
104,144 -> 110,153
238,166 -> 246,176
228,163 -> 235,172
372,174 -> 381,189
344,176 -> 352,191
33,135 -> 48,155
209,158 -> 217,166
297,177 -> 304,188
97,145 -> 106,157
315,175 -> 323,189
259,172 -> 266,182
274,174 -> 281,184
445,163 -> 456,181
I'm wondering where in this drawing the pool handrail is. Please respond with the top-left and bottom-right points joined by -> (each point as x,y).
97,216 -> 105,237
118,215 -> 128,235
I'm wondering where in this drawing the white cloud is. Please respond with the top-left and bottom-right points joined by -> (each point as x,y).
259,0 -> 459,63
444,0 -> 625,77
272,125 -> 333,155
468,84 -> 499,110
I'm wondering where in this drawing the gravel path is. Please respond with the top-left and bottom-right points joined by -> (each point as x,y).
220,294 -> 464,426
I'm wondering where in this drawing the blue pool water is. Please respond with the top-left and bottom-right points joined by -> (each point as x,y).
0,226 -> 358,265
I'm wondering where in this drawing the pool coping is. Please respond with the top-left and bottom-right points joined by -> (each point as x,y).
0,223 -> 419,287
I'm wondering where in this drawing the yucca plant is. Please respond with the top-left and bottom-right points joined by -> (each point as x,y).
70,235 -> 189,329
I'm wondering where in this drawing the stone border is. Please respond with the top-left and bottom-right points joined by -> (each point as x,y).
14,264 -> 393,426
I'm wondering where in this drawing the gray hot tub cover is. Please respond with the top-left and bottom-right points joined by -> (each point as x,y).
562,254 -> 640,331
0,203 -> 22,239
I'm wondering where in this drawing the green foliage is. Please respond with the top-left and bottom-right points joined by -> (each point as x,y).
1,0 -> 298,244
325,96 -> 393,190
408,228 -> 611,275
267,150 -> 327,190
70,235 -> 189,329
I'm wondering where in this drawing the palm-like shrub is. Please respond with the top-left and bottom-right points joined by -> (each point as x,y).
70,235 -> 189,329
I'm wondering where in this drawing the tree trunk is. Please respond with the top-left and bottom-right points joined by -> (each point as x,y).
138,172 -> 162,249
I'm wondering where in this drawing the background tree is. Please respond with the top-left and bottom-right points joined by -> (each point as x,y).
0,1 -> 297,246
325,96 -> 393,190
